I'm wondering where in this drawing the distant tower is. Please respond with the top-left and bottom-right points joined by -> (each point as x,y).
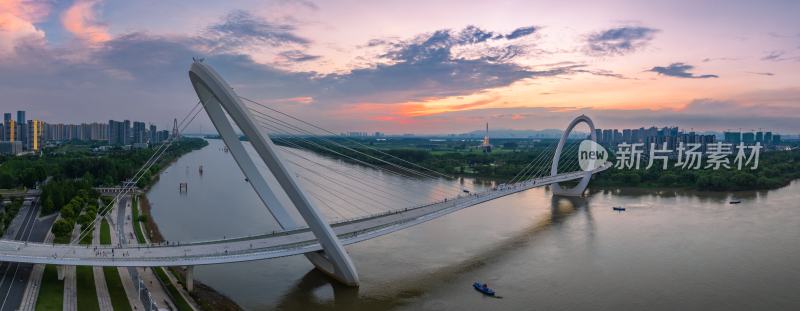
481,122 -> 492,153
172,118 -> 180,139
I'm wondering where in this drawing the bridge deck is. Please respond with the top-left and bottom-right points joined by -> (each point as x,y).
0,165 -> 608,267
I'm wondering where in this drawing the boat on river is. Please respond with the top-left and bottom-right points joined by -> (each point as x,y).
473,282 -> 495,296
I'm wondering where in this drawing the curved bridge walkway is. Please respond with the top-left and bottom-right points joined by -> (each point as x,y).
0,164 -> 608,268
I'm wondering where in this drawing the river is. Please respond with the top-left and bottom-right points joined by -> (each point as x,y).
147,139 -> 800,310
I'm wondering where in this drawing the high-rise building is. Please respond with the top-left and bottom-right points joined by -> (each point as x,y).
90,123 -> 108,141
622,129 -> 632,143
16,111 -> 25,125
123,120 -> 131,142
742,132 -> 755,144
157,130 -> 170,142
756,131 -> 763,142
133,121 -> 146,144
149,124 -> 157,143
6,120 -> 15,142
26,120 -> 43,152
109,120 -> 130,145
724,131 -> 741,144
602,129 -> 612,145
764,132 -> 773,145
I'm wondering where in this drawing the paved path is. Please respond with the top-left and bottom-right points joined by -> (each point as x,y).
108,201 -> 144,311
92,222 -> 113,311
118,196 -> 176,310
62,227 -> 79,311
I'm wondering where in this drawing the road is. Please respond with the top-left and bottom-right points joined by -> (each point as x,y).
116,195 -> 158,309
0,197 -> 56,311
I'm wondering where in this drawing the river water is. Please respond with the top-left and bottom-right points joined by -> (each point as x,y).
147,139 -> 800,310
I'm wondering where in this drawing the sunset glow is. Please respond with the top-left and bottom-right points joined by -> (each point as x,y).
0,0 -> 798,134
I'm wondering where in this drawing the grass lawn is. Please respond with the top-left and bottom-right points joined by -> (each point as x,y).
130,196 -> 146,243
35,265 -> 63,311
103,267 -> 133,311
75,266 -> 100,311
100,219 -> 111,245
153,267 -> 193,311
79,226 -> 93,245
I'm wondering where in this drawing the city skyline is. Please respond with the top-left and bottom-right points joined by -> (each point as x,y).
0,108 -> 174,154
1,0 -> 799,134
2,108 -> 797,140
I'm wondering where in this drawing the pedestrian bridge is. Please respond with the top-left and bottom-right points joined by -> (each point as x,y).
0,163 -> 608,268
0,61 -> 610,286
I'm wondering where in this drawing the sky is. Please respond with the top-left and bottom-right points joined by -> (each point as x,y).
1,0 -> 799,135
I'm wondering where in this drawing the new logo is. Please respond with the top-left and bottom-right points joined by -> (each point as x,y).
578,140 -> 608,172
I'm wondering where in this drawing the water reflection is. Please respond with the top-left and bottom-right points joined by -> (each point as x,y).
273,195 -> 591,310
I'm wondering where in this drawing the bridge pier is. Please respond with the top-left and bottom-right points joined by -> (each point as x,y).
185,266 -> 194,292
57,265 -> 65,280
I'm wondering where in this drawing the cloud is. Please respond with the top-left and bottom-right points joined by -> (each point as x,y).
278,0 -> 319,11
585,26 -> 658,56
278,50 -> 320,62
647,63 -> 718,79
504,26 -> 537,39
203,10 -> 309,53
760,50 -> 799,61
761,50 -> 785,61
747,71 -> 774,76
382,25 -> 536,64
701,57 -> 739,62
61,0 -> 111,43
0,18 -> 636,133
572,67 -> 630,79
0,0 -> 50,54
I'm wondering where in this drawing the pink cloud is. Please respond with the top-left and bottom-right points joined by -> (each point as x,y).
0,0 -> 50,54
61,0 -> 110,43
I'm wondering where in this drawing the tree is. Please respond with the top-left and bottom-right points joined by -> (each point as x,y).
61,204 -> 76,220
43,197 -> 55,214
52,219 -> 74,238
78,213 -> 95,228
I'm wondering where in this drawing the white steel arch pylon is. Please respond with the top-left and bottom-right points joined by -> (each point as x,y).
550,115 -> 597,197
188,60 -> 360,286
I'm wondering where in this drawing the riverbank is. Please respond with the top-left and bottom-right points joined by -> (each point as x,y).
269,136 -> 800,192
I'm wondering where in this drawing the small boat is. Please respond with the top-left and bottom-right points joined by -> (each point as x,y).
612,206 -> 626,211
473,282 -> 495,296
729,199 -> 741,204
